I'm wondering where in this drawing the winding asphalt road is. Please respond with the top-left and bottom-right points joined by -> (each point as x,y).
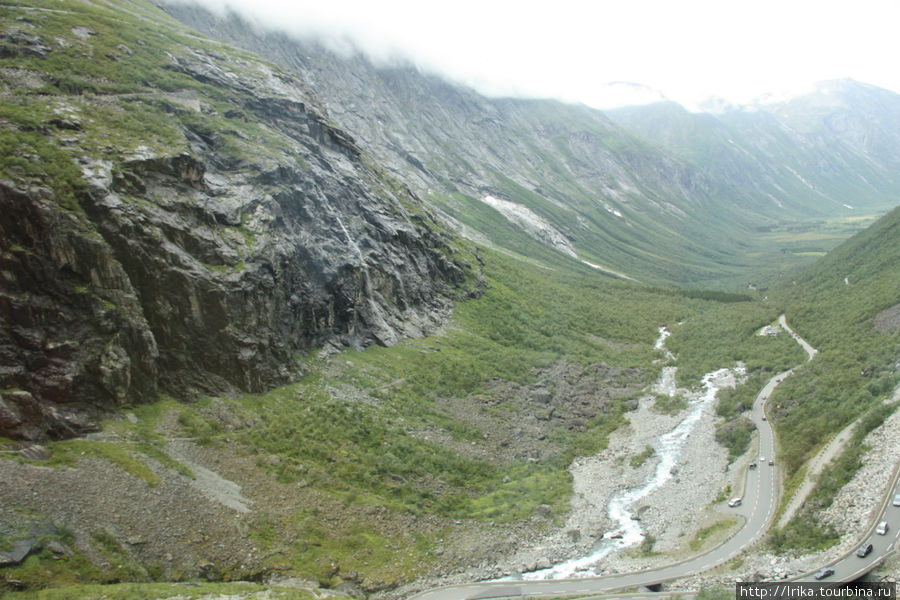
410,316 -> 892,600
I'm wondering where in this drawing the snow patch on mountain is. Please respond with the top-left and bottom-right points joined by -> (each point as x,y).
481,195 -> 577,258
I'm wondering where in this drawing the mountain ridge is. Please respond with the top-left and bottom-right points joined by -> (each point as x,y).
0,0 -> 480,440
161,3 -> 899,289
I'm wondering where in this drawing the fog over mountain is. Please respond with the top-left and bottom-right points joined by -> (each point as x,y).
162,2 -> 900,290
166,0 -> 900,111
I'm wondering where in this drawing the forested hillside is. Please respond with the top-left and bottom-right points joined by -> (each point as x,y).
768,206 -> 900,550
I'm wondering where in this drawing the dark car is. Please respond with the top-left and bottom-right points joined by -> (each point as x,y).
814,567 -> 835,580
856,543 -> 873,557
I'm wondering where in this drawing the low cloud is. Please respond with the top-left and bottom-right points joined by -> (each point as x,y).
166,0 -> 900,110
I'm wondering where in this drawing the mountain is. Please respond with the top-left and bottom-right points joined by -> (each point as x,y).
0,0 -> 479,440
4,0 -> 898,441
1,1 -> 898,596
607,80 -> 900,218
161,4 -> 900,288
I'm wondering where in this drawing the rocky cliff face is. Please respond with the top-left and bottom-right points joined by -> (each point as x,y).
157,5 -> 727,285
0,0 -> 478,440
158,5 -> 900,288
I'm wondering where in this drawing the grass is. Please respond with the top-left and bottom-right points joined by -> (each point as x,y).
688,518 -> 738,552
629,445 -> 656,468
5,582 -> 330,599
39,440 -> 160,487
283,510 -> 433,588
0,523 -> 148,592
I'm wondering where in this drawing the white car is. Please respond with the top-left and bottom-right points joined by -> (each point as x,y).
893,494 -> 900,507
728,497 -> 742,507
876,521 -> 888,535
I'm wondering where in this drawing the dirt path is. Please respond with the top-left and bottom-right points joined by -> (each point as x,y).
774,317 -> 900,528
776,420 -> 856,528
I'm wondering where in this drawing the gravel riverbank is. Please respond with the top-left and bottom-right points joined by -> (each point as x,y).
496,365 -> 746,579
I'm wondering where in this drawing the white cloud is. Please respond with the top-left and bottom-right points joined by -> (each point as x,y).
174,0 -> 900,109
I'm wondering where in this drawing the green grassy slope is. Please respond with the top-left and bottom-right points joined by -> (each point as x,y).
767,206 -> 900,550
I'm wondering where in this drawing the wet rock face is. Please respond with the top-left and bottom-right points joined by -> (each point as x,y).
0,35 -> 477,440
86,147 -> 471,401
0,181 -> 160,439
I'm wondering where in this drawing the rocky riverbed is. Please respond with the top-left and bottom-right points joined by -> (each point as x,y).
392,360 -> 750,597
397,379 -> 900,598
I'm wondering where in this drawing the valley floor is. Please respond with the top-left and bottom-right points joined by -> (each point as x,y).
2,377 -> 898,598
396,381 -> 900,598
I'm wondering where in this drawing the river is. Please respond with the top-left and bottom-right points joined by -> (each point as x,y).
521,327 -> 744,580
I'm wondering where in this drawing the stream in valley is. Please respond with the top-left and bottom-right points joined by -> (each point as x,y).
522,327 -> 743,580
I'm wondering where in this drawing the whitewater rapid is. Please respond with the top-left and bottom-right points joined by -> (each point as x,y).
522,327 -> 744,580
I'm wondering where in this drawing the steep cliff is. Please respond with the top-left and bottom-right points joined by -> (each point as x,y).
157,5 -> 900,288
0,0 -> 478,440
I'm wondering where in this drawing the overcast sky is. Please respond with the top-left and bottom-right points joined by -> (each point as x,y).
187,0 -> 900,110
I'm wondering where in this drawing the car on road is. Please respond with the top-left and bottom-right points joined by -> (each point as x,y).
856,542 -> 873,557
749,462 -> 757,469
876,521 -> 889,535
728,497 -> 742,507
762,415 -> 767,421
893,493 -> 900,507
768,459 -> 774,466
814,567 -> 835,580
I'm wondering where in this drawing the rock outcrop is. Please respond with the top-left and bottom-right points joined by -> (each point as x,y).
0,2 -> 479,440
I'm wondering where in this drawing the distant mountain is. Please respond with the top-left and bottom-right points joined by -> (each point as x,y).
764,79 -> 900,168
608,80 -> 900,218
162,4 -> 900,288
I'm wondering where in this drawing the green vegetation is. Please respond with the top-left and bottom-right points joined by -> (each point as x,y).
711,484 -> 733,505
639,533 -> 657,556
665,306 -> 806,387
14,399 -> 195,483
689,518 -> 738,552
2,0 -> 898,592
696,588 -> 736,600
771,206 -> 899,478
652,393 -> 688,414
37,440 -> 160,487
0,523 -> 146,592
7,582 -> 327,600
278,509 -> 432,588
629,445 -> 656,468
765,207 -> 900,550
770,402 -> 900,551
715,417 -> 756,462
716,372 -> 767,421
16,240 -> 806,590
